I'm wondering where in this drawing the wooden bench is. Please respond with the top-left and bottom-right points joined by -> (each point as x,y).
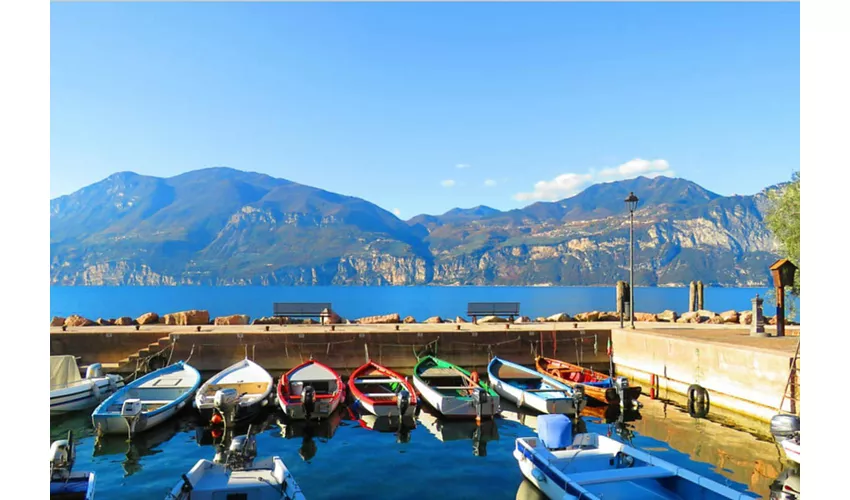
467,302 -> 520,323
566,466 -> 674,485
273,302 -> 332,323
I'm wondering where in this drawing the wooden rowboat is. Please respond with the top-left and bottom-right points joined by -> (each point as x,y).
277,359 -> 344,420
535,356 -> 642,406
487,357 -> 585,415
347,360 -> 417,418
412,355 -> 500,419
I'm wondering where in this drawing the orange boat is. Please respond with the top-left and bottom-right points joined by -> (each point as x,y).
535,356 -> 642,406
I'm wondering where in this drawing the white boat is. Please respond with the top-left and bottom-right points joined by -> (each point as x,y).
277,359 -> 344,420
51,356 -> 124,414
168,428 -> 306,500
771,414 -> 800,465
194,358 -> 274,425
92,361 -> 201,436
50,431 -> 96,500
514,414 -> 757,500
412,355 -> 500,419
487,357 -> 586,415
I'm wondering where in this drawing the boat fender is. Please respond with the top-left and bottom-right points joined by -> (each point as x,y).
687,384 -> 710,418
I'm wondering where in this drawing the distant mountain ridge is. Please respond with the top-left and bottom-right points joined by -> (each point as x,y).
50,168 -> 780,286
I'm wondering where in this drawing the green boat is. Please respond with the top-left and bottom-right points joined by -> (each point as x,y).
412,356 -> 500,419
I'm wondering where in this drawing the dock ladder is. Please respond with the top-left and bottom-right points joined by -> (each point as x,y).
778,339 -> 800,415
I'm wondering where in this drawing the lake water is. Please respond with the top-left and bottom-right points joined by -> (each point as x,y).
49,286 -> 798,323
49,395 -> 793,499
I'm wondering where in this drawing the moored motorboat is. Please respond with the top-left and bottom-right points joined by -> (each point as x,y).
50,431 -> 95,500
514,414 -> 757,500
277,359 -> 344,420
51,356 -> 124,414
412,355 -> 500,419
91,361 -> 201,437
168,427 -> 306,500
194,358 -> 273,425
536,356 -> 642,407
348,360 -> 416,418
771,414 -> 800,464
488,356 -> 586,415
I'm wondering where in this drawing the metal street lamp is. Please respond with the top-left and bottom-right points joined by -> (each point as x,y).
625,192 -> 639,329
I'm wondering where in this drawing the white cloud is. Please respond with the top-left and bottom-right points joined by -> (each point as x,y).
441,179 -> 456,188
484,179 -> 497,187
392,208 -> 401,217
599,159 -> 673,179
513,173 -> 593,201
513,158 -> 673,202
456,163 -> 471,169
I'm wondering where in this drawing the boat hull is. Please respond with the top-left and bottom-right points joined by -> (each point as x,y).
781,438 -> 800,464
51,377 -> 124,415
92,398 -> 188,436
168,457 -> 306,500
196,399 -> 268,424
358,399 -> 417,418
348,361 -> 419,418
412,375 -> 500,418
488,357 -> 583,416
536,356 -> 642,405
50,472 -> 95,500
279,393 -> 342,420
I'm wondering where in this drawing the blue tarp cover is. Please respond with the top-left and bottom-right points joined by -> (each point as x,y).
537,414 -> 573,449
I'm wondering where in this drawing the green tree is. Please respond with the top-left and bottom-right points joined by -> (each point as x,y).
765,171 -> 800,296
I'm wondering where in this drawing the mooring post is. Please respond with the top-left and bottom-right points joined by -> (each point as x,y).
750,295 -> 766,337
697,281 -> 704,311
688,281 -> 697,312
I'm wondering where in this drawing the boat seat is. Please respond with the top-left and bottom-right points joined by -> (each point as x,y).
567,466 -> 674,485
525,389 -> 570,393
361,393 -> 398,398
433,386 -> 477,390
354,378 -> 398,384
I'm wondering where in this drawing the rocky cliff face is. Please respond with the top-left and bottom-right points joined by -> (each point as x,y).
50,170 -> 780,286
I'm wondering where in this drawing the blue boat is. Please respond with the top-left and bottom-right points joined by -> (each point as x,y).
514,414 -> 757,500
50,431 -> 95,500
92,361 -> 201,437
488,357 -> 586,415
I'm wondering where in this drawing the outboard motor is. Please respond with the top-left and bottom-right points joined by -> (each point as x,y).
214,388 -> 239,426
770,414 -> 800,441
614,377 -> 632,408
302,385 -> 316,417
471,388 -> 489,421
226,432 -> 257,469
85,363 -> 104,379
397,390 -> 411,417
572,384 -> 586,411
49,431 -> 75,481
121,398 -> 143,437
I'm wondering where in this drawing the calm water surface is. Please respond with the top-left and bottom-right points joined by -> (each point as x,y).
49,396 -> 794,499
49,286 -> 798,322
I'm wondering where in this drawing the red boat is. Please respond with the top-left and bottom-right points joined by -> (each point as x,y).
348,360 -> 417,418
536,356 -> 642,406
277,359 -> 344,420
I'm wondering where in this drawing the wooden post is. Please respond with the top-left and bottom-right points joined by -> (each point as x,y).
776,286 -> 786,337
697,281 -> 704,311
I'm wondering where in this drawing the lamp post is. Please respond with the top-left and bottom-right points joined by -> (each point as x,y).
625,192 -> 639,329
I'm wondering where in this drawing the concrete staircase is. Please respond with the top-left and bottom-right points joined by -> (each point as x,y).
94,336 -> 173,374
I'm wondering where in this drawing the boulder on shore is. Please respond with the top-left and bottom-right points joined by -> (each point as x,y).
535,317 -> 548,323
455,316 -> 469,324
599,311 -> 620,321
739,311 -> 753,325
403,315 -> 417,324
51,316 -> 65,327
356,313 -> 401,325
214,314 -> 250,326
697,310 -> 718,322
547,313 -> 571,322
720,310 -> 739,324
657,310 -> 678,322
678,311 -> 701,324
96,318 -> 115,326
424,316 -> 443,324
115,316 -> 135,326
574,311 -> 600,322
302,318 -> 318,325
136,312 -> 159,325
477,315 -> 508,323
163,310 -> 210,326
514,316 -> 532,324
634,312 -> 658,322
708,316 -> 725,324
252,316 -> 281,325
64,314 -> 94,327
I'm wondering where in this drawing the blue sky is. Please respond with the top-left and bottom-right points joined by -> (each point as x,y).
51,2 -> 799,218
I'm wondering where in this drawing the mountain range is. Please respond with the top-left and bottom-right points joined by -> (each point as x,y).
50,167 -> 780,286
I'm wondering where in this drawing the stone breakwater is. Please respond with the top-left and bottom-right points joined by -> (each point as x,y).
50,307 -> 797,328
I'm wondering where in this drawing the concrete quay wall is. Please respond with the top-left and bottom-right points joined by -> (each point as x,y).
611,328 -> 799,422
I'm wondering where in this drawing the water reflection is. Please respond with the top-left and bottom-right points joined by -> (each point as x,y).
769,465 -> 800,500
93,414 -> 193,477
345,407 -> 417,443
515,479 -> 547,500
273,408 -> 344,462
416,406 -> 499,456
